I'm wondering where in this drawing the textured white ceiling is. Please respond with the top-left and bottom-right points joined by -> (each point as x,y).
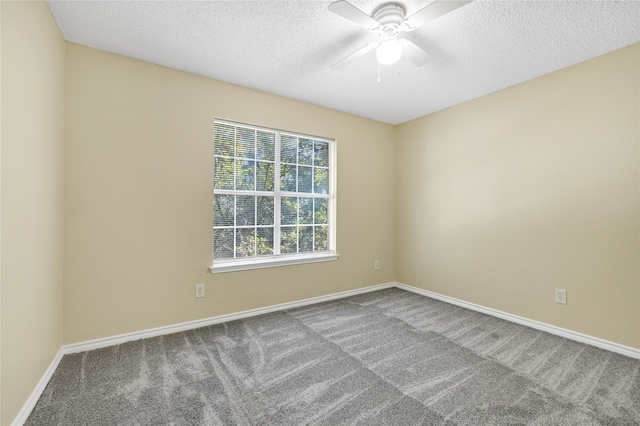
48,0 -> 640,125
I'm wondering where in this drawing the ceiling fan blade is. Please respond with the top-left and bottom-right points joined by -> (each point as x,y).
328,1 -> 380,30
400,39 -> 432,67
403,0 -> 472,31
331,41 -> 377,70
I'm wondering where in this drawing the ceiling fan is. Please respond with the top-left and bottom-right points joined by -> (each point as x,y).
329,0 -> 472,69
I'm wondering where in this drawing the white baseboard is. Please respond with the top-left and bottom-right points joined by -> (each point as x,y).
63,282 -> 640,360
15,280 -> 640,424
62,282 -> 396,354
394,282 -> 640,360
12,348 -> 64,426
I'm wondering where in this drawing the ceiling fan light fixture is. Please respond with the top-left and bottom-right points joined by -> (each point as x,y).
376,37 -> 402,65
329,0 -> 471,70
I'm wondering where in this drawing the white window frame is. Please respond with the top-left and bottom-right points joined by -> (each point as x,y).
210,119 -> 338,273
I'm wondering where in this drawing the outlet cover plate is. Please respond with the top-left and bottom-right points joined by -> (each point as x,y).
195,284 -> 205,298
555,289 -> 567,304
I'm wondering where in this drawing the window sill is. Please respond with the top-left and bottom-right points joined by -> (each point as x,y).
210,253 -> 340,274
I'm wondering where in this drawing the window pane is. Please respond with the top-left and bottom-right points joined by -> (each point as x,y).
214,121 -> 334,263
281,135 -> 298,163
280,163 -> 297,192
236,196 -> 255,226
257,196 -> 274,226
236,159 -> 255,191
299,138 -> 313,165
298,166 -> 312,193
257,227 -> 274,255
213,195 -> 234,226
214,123 -> 235,157
314,141 -> 329,167
236,228 -> 256,257
299,197 -> 313,224
257,131 -> 275,161
299,226 -> 313,253
214,228 -> 234,259
236,127 -> 255,159
256,161 -> 274,191
314,226 -> 328,251
314,167 -> 328,194
214,157 -> 234,190
314,198 -> 327,225
280,226 -> 297,254
281,197 -> 297,225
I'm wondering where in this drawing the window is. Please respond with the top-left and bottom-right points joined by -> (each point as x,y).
211,120 -> 338,273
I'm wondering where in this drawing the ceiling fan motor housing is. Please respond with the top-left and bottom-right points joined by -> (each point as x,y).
373,3 -> 406,36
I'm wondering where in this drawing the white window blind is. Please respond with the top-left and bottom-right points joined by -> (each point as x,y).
211,119 -> 337,272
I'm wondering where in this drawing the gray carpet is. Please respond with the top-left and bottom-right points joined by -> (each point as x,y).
26,288 -> 640,425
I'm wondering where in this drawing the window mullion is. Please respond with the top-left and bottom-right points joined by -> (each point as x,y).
294,136 -> 298,254
233,126 -> 237,195
274,132 -> 281,255
253,131 -> 257,257
233,126 -> 238,259
233,195 -> 237,259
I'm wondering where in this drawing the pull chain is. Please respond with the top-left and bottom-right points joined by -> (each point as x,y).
377,64 -> 401,82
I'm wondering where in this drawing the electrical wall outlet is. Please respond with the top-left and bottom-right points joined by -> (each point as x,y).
195,284 -> 205,298
555,289 -> 567,304
374,260 -> 380,270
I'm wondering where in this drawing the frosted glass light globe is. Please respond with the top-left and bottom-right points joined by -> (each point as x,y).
376,38 -> 402,65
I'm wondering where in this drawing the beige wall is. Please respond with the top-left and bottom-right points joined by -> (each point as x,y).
1,1 -> 66,424
63,43 -> 397,344
396,43 -> 640,348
